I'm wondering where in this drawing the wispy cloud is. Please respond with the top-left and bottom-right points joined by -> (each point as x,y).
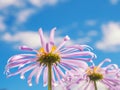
87,30 -> 98,37
0,0 -> 24,9
85,20 -> 97,26
96,22 -> 120,52
2,31 -> 40,48
0,16 -> 6,31
0,0 -> 59,9
29,0 -> 58,7
76,37 -> 91,44
0,0 -> 61,31
77,30 -> 98,44
110,0 -> 119,5
16,9 -> 35,23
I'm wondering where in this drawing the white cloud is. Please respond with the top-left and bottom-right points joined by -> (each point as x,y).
0,0 -> 60,10
110,0 -> 119,5
0,0 -> 59,9
87,30 -> 98,37
0,0 -> 24,9
16,9 -> 35,23
0,0 -> 61,31
76,30 -> 98,44
2,31 -> 40,48
76,37 -> 91,44
0,16 -> 6,31
2,30 -> 73,49
85,20 -> 97,26
14,0 -> 59,23
29,0 -> 58,7
96,22 -> 120,52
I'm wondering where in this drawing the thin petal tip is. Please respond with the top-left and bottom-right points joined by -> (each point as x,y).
20,75 -> 25,79
28,83 -> 32,86
52,27 -> 57,30
105,58 -> 111,62
64,35 -> 70,41
38,28 -> 43,33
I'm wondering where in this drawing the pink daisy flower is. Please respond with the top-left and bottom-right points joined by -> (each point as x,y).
5,28 -> 95,90
59,59 -> 120,90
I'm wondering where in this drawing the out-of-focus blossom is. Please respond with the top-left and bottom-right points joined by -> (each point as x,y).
5,27 -> 95,88
56,59 -> 120,90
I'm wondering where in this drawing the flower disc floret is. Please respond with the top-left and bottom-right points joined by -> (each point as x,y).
87,67 -> 103,81
37,53 -> 60,66
88,73 -> 103,81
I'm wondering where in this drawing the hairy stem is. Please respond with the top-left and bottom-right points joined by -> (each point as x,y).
48,63 -> 52,90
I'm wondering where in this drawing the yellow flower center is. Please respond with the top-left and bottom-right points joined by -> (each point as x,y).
86,66 -> 103,81
37,46 -> 60,66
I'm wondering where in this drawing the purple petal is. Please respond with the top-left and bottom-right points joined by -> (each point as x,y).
19,46 -> 33,51
58,64 -> 69,71
54,65 -> 65,78
98,58 -> 111,68
39,28 -> 46,49
19,46 -> 39,53
64,35 -> 70,41
53,65 -> 61,82
67,45 -> 93,51
61,51 -> 95,59
101,80 -> 113,89
8,54 -> 36,63
52,68 -> 56,85
46,43 -> 50,52
36,66 -> 44,84
61,60 -> 88,69
7,64 -> 37,77
54,35 -> 70,52
10,58 -> 37,65
43,67 -> 48,87
50,27 -> 56,45
89,83 -> 94,90
104,78 -> 120,84
60,62 -> 77,71
83,81 -> 90,90
6,61 -> 30,70
27,66 -> 40,86
105,64 -> 119,70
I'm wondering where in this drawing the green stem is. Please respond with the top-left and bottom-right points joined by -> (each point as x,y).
94,81 -> 97,90
48,63 -> 52,90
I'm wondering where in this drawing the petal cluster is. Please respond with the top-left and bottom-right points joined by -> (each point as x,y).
58,59 -> 120,90
5,28 -> 95,87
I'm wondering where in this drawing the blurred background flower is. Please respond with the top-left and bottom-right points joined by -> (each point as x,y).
54,59 -> 120,90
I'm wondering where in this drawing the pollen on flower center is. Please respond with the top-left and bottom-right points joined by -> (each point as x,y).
87,67 -> 103,81
37,53 -> 60,65
88,73 -> 103,81
37,47 -> 60,66
37,46 -> 60,66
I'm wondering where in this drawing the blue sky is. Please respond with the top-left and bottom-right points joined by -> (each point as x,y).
0,0 -> 120,90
